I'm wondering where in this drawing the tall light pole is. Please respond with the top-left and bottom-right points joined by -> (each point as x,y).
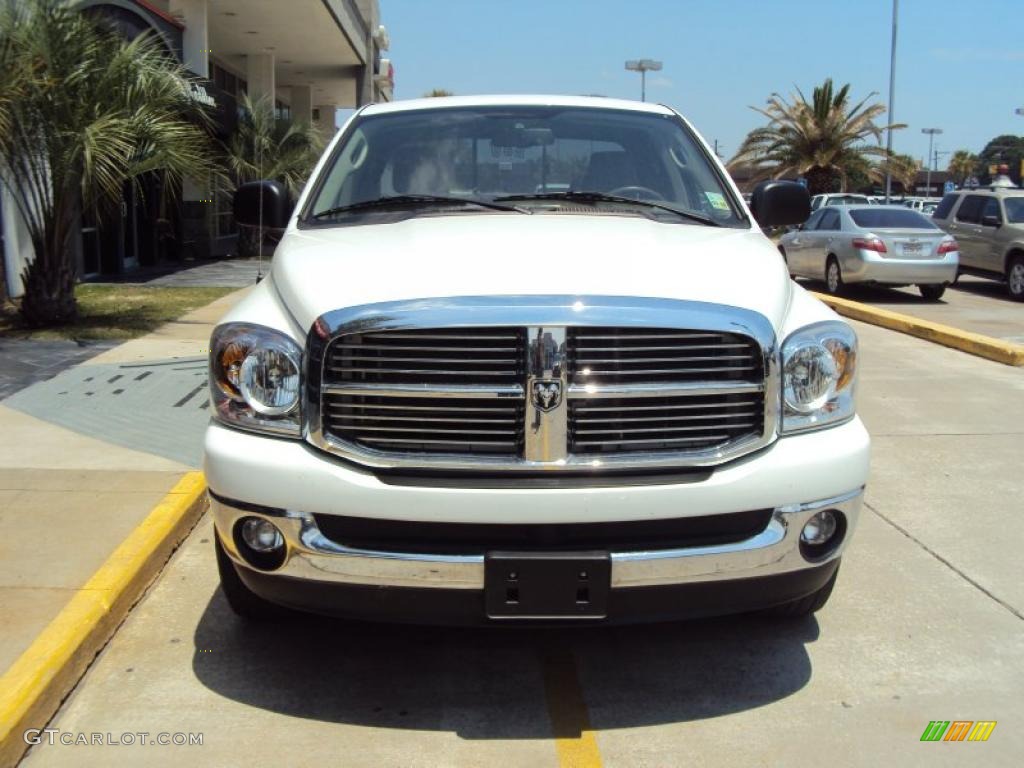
884,0 -> 899,203
922,127 -> 943,197
625,59 -> 662,102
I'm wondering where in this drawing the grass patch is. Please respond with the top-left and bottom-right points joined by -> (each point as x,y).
0,284 -> 235,341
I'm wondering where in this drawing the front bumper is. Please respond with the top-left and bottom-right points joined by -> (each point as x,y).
208,416 -> 868,623
841,251 -> 958,285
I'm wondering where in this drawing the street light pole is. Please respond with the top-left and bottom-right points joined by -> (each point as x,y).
625,59 -> 662,102
922,127 -> 942,197
884,0 -> 899,203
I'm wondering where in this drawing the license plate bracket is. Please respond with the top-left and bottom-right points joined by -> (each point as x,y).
484,551 -> 611,619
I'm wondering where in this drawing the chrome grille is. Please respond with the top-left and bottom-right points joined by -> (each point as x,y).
569,392 -> 764,454
322,329 -> 526,454
567,327 -> 761,383
567,328 -> 764,455
311,298 -> 776,471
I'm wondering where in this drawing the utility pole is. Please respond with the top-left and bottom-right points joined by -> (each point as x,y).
922,127 -> 942,198
884,0 -> 899,203
713,140 -> 723,159
625,59 -> 662,102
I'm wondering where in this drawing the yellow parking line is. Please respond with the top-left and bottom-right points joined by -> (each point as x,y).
0,472 -> 207,767
813,292 -> 1024,367
542,646 -> 603,768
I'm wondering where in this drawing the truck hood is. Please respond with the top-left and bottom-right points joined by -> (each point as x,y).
271,214 -> 791,334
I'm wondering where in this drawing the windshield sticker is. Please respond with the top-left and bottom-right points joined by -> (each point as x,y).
705,192 -> 730,211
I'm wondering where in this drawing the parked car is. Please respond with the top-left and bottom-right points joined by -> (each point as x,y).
932,188 -> 1024,300
809,193 -> 873,211
207,95 -> 869,626
779,205 -> 959,300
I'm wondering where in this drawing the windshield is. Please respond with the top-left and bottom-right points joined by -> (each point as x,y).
304,106 -> 745,226
1003,198 -> 1024,223
849,208 -> 938,229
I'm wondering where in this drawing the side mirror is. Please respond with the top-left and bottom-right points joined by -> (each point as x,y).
233,180 -> 293,229
750,180 -> 811,227
982,214 -> 1001,228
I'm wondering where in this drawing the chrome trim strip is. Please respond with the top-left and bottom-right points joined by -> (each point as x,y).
323,384 -> 525,399
212,488 -> 863,590
524,326 -> 568,462
305,295 -> 779,471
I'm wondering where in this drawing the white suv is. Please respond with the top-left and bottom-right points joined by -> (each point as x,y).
206,96 -> 869,625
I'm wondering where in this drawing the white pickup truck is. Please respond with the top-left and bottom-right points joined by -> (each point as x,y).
205,95 -> 869,625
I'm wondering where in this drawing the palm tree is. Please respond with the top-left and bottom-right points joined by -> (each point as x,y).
947,150 -> 977,187
0,0 -> 215,326
423,89 -> 454,97
222,93 -> 323,257
888,154 -> 921,196
729,78 -> 903,195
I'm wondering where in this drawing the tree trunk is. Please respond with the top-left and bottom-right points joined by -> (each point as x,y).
236,224 -> 262,259
804,166 -> 840,196
19,194 -> 79,327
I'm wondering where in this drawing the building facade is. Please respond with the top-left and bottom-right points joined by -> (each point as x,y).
1,0 -> 394,296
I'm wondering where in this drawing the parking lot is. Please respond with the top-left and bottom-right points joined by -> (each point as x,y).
18,319 -> 1024,768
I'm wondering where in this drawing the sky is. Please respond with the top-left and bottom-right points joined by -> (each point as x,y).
379,0 -> 1024,168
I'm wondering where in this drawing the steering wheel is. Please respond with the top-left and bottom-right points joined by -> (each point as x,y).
607,185 -> 666,201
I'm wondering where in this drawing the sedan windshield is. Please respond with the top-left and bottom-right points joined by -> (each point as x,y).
304,106 -> 745,227
849,208 -> 938,229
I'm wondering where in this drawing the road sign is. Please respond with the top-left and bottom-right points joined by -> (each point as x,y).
944,181 -> 955,194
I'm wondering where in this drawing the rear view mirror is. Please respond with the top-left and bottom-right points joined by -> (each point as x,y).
233,180 -> 293,229
750,181 -> 811,228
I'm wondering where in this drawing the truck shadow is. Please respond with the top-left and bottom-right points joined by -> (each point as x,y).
190,591 -> 817,739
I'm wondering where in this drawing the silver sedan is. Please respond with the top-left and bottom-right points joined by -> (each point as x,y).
779,205 -> 959,300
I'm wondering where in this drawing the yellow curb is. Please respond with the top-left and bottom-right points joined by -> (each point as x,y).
0,471 -> 207,766
813,292 -> 1024,367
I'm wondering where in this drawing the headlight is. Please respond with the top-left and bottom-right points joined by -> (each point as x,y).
209,323 -> 302,436
780,321 -> 857,434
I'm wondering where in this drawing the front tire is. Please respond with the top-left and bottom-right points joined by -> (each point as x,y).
825,256 -> 844,295
918,283 -> 946,301
215,535 -> 286,620
763,562 -> 840,618
1008,254 -> 1024,301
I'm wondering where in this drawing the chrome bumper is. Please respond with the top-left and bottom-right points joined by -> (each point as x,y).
212,488 -> 862,590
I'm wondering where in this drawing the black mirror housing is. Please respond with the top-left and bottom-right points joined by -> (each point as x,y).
233,180 -> 293,229
982,214 -> 1001,228
750,180 -> 811,228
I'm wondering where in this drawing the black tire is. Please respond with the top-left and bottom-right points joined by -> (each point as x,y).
825,256 -> 844,295
762,562 -> 840,618
215,535 -> 287,620
918,284 -> 946,301
1008,254 -> 1024,302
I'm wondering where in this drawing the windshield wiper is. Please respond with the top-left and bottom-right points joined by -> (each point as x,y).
494,191 -> 722,226
310,194 -> 531,219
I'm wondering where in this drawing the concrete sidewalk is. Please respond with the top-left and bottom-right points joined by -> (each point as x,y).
0,290 -> 244,675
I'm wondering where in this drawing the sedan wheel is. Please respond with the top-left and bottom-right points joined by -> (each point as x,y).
918,284 -> 946,301
1008,256 -> 1024,301
825,257 -> 843,295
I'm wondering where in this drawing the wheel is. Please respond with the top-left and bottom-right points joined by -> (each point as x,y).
918,284 -> 946,301
215,535 -> 287,620
763,562 -> 840,618
1008,254 -> 1024,301
825,256 -> 844,295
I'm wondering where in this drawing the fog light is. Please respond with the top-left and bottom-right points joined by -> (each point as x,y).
801,510 -> 838,546
240,517 -> 284,553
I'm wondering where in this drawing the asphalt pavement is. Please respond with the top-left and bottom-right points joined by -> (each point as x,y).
18,319 -> 1024,767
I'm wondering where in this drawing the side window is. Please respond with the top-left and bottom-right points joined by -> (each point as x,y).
981,197 -> 1003,226
933,193 -> 958,219
955,195 -> 985,224
802,209 -> 825,230
817,210 -> 840,231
